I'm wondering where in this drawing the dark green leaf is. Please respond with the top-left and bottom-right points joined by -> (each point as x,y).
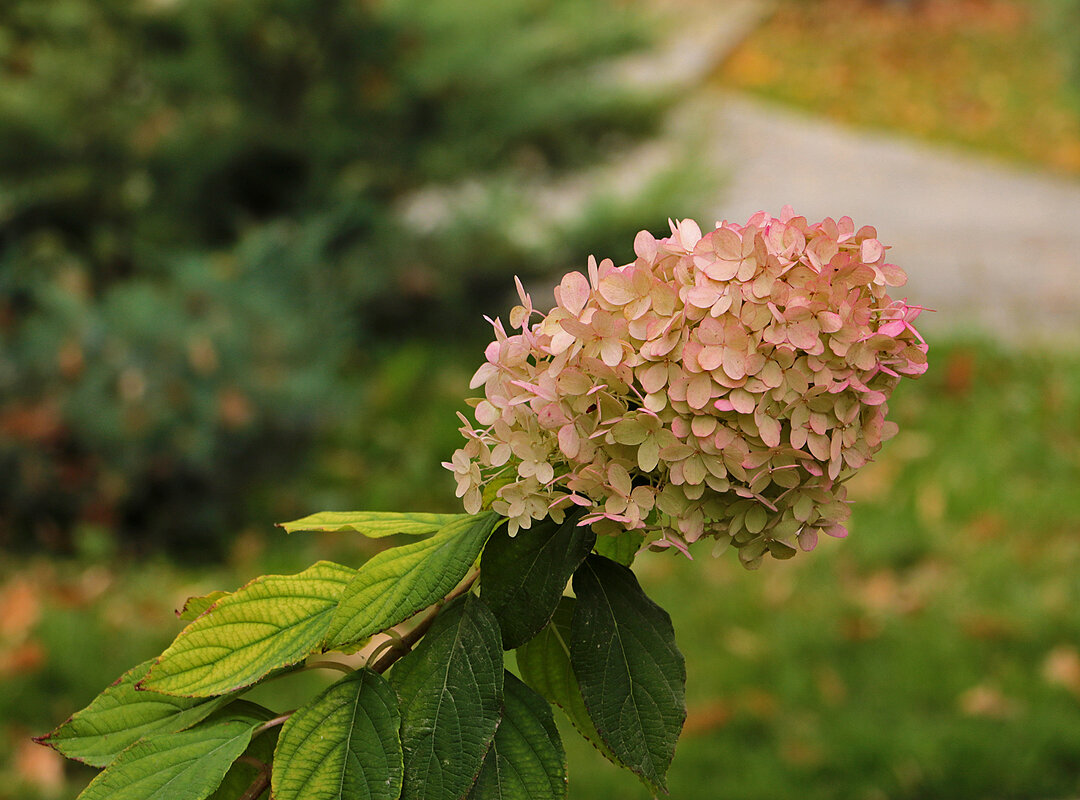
272,669 -> 402,800
468,672 -> 566,800
570,555 -> 685,794
592,530 -> 644,567
326,512 -> 500,648
389,594 -> 503,800
35,661 -> 232,768
75,719 -> 260,800
279,511 -> 465,537
514,599 -> 620,767
481,512 -> 594,650
142,561 -> 355,697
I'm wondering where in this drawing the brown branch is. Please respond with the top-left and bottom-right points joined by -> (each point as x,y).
253,711 -> 294,738
370,569 -> 479,674
304,659 -> 355,675
237,756 -> 271,800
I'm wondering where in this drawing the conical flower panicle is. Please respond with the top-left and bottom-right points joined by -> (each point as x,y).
445,208 -> 927,568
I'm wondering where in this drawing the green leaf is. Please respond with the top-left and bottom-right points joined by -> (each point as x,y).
389,594 -> 503,800
208,727 -> 277,800
326,512 -> 500,648
514,599 -> 620,767
142,561 -> 356,697
199,699 -> 278,800
481,475 -> 514,509
177,591 -> 229,622
75,719 -> 261,800
272,669 -> 402,800
570,556 -> 685,794
480,511 -> 595,649
279,511 -> 465,536
35,661 -> 233,767
592,530 -> 644,567
468,672 -> 567,800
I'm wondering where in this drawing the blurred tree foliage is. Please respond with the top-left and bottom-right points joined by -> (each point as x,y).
0,0 -> 694,558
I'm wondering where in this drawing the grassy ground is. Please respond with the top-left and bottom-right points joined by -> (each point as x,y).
4,335 -> 1080,798
714,0 -> 1080,175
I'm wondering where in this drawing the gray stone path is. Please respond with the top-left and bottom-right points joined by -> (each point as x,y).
624,0 -> 1080,346
698,93 -> 1080,345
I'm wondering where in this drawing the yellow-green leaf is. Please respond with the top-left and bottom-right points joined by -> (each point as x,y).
142,561 -> 355,697
75,719 -> 260,800
278,511 -> 465,537
325,512 -> 499,648
34,661 -> 233,768
203,701 -> 278,800
272,669 -> 402,800
177,592 -> 229,622
592,530 -> 644,567
208,726 -> 277,800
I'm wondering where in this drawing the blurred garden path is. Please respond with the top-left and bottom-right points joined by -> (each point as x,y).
699,94 -> 1080,346
630,0 -> 1080,345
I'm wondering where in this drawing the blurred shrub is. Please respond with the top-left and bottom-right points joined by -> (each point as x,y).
0,0 -> 695,556
0,225 -> 343,557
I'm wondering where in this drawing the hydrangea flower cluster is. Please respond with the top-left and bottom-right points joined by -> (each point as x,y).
446,208 -> 927,567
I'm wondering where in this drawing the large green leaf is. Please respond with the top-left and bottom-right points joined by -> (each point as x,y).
514,599 -> 619,767
201,701 -> 278,800
592,530 -> 644,567
480,512 -> 594,649
326,512 -> 500,648
272,669 -> 402,800
570,555 -> 685,794
75,719 -> 261,800
208,726 -> 278,800
34,661 -> 232,767
468,672 -> 567,800
141,561 -> 355,697
279,511 -> 465,536
389,594 -> 503,800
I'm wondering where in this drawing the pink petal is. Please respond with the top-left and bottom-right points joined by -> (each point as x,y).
698,345 -> 724,372
600,338 -> 624,367
676,218 -> 703,250
687,283 -> 722,309
469,362 -> 499,389
860,238 -> 885,264
686,373 -> 714,410
862,389 -> 888,406
557,271 -> 591,316
711,227 -> 743,261
598,272 -> 636,306
881,263 -> 907,287
755,412 -> 782,448
634,229 -> 659,262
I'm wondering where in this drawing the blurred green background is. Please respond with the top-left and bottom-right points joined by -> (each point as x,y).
2,0 -> 1080,797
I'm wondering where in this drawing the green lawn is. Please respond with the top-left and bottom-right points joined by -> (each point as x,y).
4,335 -> 1080,799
